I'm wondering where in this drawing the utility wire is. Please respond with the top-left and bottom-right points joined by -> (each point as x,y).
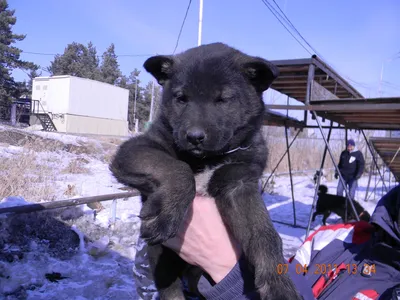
270,0 -> 322,58
22,51 -> 154,58
173,0 -> 193,54
262,0 -> 374,92
260,0 -> 312,56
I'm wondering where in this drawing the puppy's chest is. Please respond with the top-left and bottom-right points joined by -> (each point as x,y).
193,164 -> 226,197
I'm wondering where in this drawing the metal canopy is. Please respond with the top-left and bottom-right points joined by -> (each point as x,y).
269,55 -> 364,102
370,138 -> 400,181
265,97 -> 400,131
264,109 -> 305,129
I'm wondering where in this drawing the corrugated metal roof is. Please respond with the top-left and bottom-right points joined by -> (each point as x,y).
370,137 -> 400,181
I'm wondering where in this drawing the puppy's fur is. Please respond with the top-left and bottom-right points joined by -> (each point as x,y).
312,185 -> 371,225
110,43 -> 301,300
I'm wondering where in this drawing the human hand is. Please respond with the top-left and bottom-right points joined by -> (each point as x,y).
163,195 -> 242,283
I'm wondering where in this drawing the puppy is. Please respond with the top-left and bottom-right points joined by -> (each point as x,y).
110,43 -> 301,300
312,185 -> 371,225
313,169 -> 325,185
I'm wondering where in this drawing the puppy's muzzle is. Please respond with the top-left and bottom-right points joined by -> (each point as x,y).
186,127 -> 206,146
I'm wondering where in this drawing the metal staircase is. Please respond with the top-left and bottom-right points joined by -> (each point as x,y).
35,113 -> 57,131
31,100 -> 57,132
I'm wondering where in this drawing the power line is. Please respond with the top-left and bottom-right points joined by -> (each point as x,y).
261,0 -> 373,93
22,51 -> 154,58
260,0 -> 313,56
270,0 -> 322,58
173,0 -> 193,54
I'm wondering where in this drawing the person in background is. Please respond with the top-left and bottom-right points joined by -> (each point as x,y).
335,139 -> 365,200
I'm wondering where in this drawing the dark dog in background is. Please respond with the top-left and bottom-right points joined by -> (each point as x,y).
312,184 -> 371,225
110,43 -> 301,300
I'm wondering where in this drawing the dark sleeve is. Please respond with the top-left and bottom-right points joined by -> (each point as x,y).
356,152 -> 365,179
336,151 -> 344,175
197,257 -> 316,300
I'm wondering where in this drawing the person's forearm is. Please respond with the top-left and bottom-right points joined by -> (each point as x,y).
197,257 -> 316,300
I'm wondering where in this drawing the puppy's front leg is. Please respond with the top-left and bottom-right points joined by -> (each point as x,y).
110,137 -> 196,245
208,163 -> 301,300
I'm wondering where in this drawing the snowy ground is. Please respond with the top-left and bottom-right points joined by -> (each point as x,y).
0,124 -> 395,299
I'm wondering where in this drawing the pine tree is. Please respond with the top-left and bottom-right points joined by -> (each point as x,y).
0,0 -> 38,104
99,43 -> 121,85
47,42 -> 101,80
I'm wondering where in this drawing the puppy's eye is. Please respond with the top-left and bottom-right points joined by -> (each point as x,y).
174,92 -> 188,104
215,97 -> 227,104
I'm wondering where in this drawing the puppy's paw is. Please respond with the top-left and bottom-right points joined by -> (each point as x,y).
140,212 -> 181,245
139,192 -> 188,245
246,235 -> 301,300
254,265 -> 300,300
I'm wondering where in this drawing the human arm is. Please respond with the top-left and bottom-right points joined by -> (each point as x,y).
163,195 -> 315,300
355,152 -> 365,179
335,151 -> 344,179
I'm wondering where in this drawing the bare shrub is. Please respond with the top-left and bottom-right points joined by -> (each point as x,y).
64,184 -> 78,197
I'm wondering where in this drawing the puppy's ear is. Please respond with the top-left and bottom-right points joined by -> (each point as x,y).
143,55 -> 174,86
242,57 -> 280,93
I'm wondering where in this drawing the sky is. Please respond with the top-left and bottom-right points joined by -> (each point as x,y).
10,0 -> 400,104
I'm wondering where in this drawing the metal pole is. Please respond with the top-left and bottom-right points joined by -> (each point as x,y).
133,79 -> 138,132
344,128 -> 348,221
133,79 -> 138,120
198,0 -> 203,46
285,126 -> 297,227
262,129 -> 301,192
149,80 -> 155,122
378,63 -> 384,97
303,63 -> 315,125
364,153 -> 374,202
0,191 -> 139,215
311,111 -> 360,222
361,130 -> 388,192
10,103 -> 17,126
306,120 -> 333,238
111,199 -> 117,225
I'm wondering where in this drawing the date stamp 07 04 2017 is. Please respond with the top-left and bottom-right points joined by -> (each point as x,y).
277,263 -> 377,276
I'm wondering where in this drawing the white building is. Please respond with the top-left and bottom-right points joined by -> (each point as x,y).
31,75 -> 129,136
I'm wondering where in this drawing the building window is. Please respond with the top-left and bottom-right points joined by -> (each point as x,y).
43,85 -> 48,90
36,85 -> 41,90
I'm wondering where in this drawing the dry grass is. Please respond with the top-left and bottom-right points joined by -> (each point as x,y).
261,126 -> 372,180
0,151 -> 57,202
61,157 -> 91,174
264,136 -> 344,174
0,129 -> 114,202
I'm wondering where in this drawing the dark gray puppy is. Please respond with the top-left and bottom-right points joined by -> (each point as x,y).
110,43 -> 301,300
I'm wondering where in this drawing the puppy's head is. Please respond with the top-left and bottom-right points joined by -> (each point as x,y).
318,184 -> 328,195
143,42 -> 279,157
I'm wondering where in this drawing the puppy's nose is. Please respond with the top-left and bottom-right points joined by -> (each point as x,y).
186,128 -> 205,145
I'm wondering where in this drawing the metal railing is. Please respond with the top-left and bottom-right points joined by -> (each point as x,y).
0,191 -> 140,225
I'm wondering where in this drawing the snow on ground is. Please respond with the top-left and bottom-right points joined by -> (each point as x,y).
0,125 -> 396,299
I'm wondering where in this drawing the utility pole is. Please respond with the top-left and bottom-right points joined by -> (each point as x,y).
149,80 -> 155,122
198,0 -> 203,46
378,52 -> 400,96
133,78 -> 138,132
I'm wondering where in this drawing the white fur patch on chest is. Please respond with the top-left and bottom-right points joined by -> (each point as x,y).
194,164 -> 225,197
